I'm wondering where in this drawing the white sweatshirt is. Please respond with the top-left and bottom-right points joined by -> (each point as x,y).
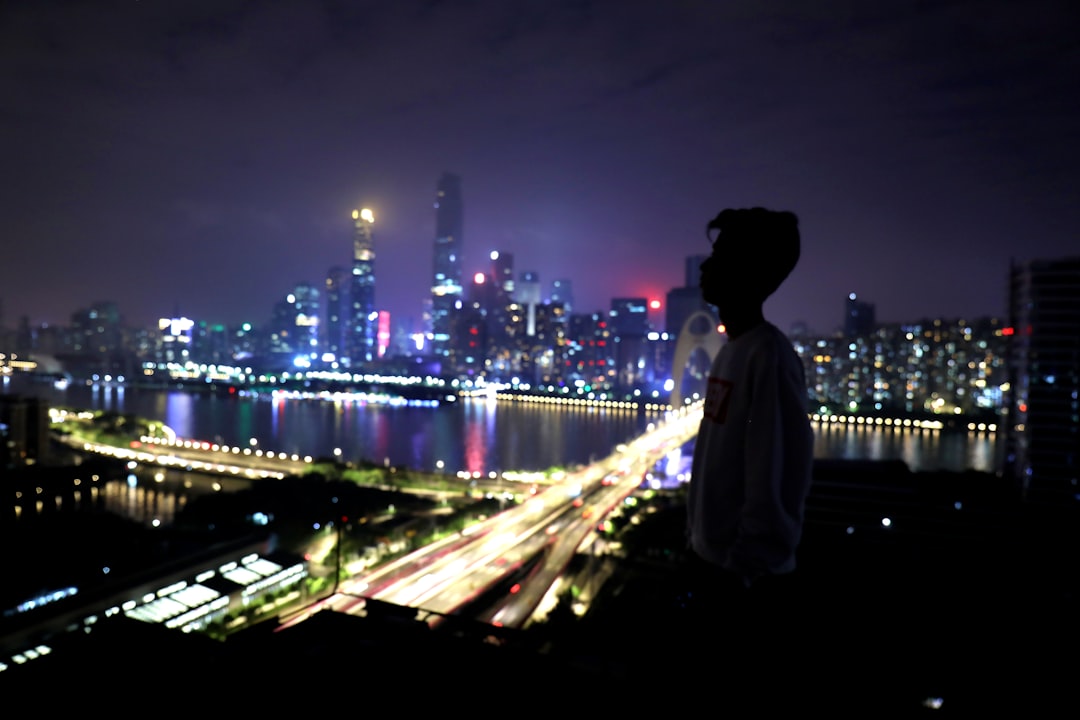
687,321 -> 814,580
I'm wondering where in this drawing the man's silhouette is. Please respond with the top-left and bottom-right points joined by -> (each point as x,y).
684,207 -> 814,621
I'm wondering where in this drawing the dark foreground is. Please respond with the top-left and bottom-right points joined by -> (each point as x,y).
4,459 -> 1078,715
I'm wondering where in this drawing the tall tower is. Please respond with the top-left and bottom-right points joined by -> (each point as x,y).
324,265 -> 349,361
1004,256 -> 1080,503
845,292 -> 876,337
517,271 -> 542,336
431,173 -> 464,364
609,297 -> 649,390
348,208 -> 377,365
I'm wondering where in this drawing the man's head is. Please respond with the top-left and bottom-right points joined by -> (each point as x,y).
700,207 -> 800,322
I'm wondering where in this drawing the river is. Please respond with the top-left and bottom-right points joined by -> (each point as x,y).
4,375 -> 1002,527
4,375 -> 1002,476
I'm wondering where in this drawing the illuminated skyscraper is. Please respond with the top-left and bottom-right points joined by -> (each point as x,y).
610,297 -> 649,389
324,266 -> 349,360
431,173 -> 464,364
490,251 -> 514,300
268,283 -> 320,362
516,271 -> 541,306
550,278 -> 574,314
348,208 -> 377,365
1004,256 -> 1080,503
517,271 -> 542,337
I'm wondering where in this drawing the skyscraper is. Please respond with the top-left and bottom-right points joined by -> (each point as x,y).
516,271 -> 542,306
844,292 -> 876,337
517,271 -> 542,337
609,297 -> 649,390
324,266 -> 349,361
348,208 -> 377,365
1004,256 -> 1080,503
490,251 -> 515,302
431,173 -> 464,364
549,278 -> 574,314
268,283 -> 320,361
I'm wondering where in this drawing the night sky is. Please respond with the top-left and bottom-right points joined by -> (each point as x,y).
2,0 -> 1077,337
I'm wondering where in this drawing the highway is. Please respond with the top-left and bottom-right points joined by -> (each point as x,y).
53,398 -> 704,632
280,402 -> 703,631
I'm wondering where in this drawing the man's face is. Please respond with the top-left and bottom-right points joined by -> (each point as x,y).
700,242 -> 754,322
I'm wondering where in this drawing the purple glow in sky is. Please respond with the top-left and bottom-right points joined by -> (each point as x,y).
2,1 -> 1077,336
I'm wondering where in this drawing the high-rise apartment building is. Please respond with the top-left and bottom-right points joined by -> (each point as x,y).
348,208 -> 377,365
431,173 -> 464,365
1004,256 -> 1080,503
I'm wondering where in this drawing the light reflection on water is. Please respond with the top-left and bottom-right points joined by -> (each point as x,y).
810,420 -> 1000,474
7,378 -> 1001,526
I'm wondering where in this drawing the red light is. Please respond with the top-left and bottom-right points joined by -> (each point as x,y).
510,583 -> 521,594
649,299 -> 661,310
1019,402 -> 1027,413
473,272 -> 486,284
1002,327 -> 1015,336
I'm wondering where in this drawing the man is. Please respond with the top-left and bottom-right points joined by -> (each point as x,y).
685,207 -> 815,602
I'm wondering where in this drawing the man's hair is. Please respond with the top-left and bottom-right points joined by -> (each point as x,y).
706,207 -> 800,299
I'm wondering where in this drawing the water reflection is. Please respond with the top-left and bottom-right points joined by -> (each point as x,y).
6,376 -> 1000,479
10,463 -> 249,528
811,420 -> 999,473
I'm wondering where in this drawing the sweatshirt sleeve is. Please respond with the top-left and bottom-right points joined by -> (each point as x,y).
725,340 -> 800,579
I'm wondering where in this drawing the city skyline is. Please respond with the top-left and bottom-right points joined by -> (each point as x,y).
2,1 -> 1077,336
